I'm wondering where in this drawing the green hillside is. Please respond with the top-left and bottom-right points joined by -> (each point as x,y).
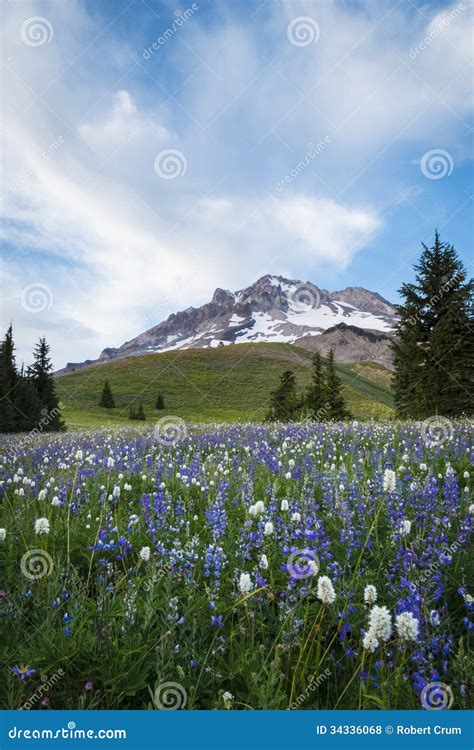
55,343 -> 394,428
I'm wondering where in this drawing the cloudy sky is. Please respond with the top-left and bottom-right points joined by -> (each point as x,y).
1,0 -> 472,368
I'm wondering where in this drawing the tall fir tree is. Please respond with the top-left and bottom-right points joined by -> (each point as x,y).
99,380 -> 115,409
0,325 -> 19,431
13,371 -> 43,432
136,401 -> 146,421
392,232 -> 473,417
325,348 -> 351,421
155,394 -> 165,410
30,338 -> 65,431
267,370 -> 299,421
306,351 -> 327,420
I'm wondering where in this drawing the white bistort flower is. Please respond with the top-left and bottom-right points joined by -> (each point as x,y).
0,528 -> 6,542
316,576 -> 336,605
383,469 -> 396,493
35,517 -> 50,536
364,585 -> 378,606
38,489 -> 47,501
291,512 -> 301,523
395,611 -> 419,642
238,572 -> 253,595
398,519 -> 412,536
280,499 -> 289,511
260,554 -> 269,570
263,521 -> 274,536
139,546 -> 151,562
362,631 -> 379,653
222,691 -> 234,709
367,605 -> 392,642
51,496 -> 60,507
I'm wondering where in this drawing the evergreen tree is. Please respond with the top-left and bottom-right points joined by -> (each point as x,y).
128,404 -> 137,420
267,370 -> 299,421
99,380 -> 115,409
0,325 -> 19,432
393,232 -> 473,417
325,348 -> 351,421
155,394 -> 165,410
30,338 -> 65,431
306,351 -> 327,420
13,374 -> 42,432
136,401 -> 146,421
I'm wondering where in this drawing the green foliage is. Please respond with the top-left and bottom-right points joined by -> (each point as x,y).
393,232 -> 473,418
129,401 -> 146,421
0,327 -> 65,433
266,370 -> 299,421
56,344 -> 395,428
324,348 -> 352,421
99,380 -> 115,409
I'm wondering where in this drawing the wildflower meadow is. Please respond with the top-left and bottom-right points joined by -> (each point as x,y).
0,420 -> 472,711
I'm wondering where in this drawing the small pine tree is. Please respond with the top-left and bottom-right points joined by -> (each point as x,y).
136,401 -> 146,421
155,394 -> 165,410
267,370 -> 299,421
128,404 -> 137,420
30,338 -> 65,431
99,380 -> 115,409
306,351 -> 327,420
0,325 -> 19,432
325,348 -> 351,421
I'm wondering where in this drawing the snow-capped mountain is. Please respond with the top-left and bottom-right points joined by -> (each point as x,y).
96,275 -> 397,363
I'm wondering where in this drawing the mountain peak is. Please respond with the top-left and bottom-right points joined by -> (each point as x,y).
88,274 -> 397,366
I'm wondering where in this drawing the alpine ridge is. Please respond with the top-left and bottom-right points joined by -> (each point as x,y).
62,275 -> 397,372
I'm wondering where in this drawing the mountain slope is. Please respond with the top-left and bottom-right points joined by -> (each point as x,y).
295,323 -> 395,370
61,275 -> 397,373
56,342 -> 394,428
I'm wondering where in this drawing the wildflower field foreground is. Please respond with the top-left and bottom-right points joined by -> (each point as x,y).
0,420 -> 472,710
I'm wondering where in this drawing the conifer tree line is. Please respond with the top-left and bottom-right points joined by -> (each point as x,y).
392,232 -> 473,418
266,348 -> 351,422
0,326 -> 65,433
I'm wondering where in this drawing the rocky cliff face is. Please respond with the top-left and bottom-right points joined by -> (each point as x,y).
60,275 -> 397,373
295,323 -> 396,370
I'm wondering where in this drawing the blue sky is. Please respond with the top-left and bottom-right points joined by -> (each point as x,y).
1,0 -> 473,367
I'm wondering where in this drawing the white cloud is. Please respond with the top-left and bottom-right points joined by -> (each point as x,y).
78,90 -> 170,151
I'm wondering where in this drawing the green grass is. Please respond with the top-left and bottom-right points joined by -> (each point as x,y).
55,343 -> 394,429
